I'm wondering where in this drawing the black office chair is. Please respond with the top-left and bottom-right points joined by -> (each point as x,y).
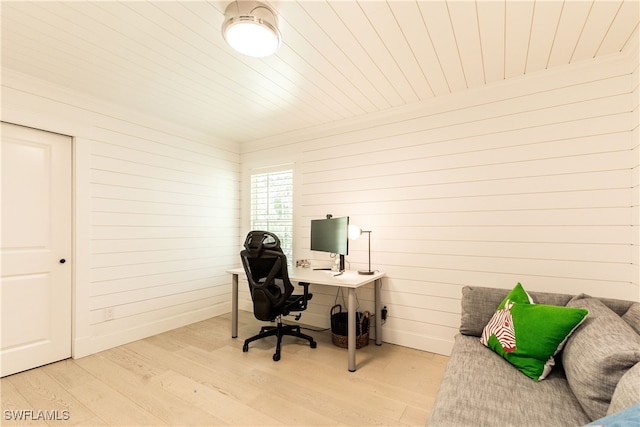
240,230 -> 317,361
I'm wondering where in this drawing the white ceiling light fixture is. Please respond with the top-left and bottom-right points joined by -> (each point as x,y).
222,1 -> 281,58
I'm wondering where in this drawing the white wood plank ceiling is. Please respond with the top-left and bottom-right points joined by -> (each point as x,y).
2,1 -> 638,144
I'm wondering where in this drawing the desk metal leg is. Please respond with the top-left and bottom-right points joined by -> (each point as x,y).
231,273 -> 238,338
348,288 -> 356,372
375,278 -> 382,345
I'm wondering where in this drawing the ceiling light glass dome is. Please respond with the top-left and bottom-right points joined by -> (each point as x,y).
222,1 -> 281,58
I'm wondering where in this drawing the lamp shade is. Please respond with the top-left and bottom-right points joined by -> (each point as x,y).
222,1 -> 281,57
348,224 -> 362,240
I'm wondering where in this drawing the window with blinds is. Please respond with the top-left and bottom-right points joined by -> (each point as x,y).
250,169 -> 293,264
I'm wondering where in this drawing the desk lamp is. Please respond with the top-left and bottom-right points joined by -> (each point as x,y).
348,225 -> 374,275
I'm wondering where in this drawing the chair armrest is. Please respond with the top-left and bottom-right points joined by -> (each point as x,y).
298,282 -> 311,309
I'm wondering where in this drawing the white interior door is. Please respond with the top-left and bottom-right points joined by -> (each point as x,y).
1,122 -> 72,377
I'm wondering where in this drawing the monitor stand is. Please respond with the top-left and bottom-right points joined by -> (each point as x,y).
339,254 -> 345,272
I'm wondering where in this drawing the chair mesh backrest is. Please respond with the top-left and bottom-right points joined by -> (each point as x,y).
240,231 -> 294,321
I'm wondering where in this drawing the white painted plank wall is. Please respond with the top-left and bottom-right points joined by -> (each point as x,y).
241,54 -> 639,355
1,69 -> 240,357
85,124 -> 239,348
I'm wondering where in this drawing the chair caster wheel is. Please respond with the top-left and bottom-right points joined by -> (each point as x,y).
273,353 -> 281,361
242,343 -> 249,352
310,341 -> 317,349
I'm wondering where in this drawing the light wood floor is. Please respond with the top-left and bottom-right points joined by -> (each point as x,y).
1,311 -> 448,426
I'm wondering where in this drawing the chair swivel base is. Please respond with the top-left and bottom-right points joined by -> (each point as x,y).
242,322 -> 317,361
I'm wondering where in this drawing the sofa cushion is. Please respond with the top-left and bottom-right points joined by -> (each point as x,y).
607,362 -> 640,415
481,283 -> 588,381
460,286 -> 577,337
427,334 -> 591,426
563,296 -> 640,420
622,303 -> 640,335
460,286 -> 514,337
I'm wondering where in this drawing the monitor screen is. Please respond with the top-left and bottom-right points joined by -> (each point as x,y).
310,216 -> 349,256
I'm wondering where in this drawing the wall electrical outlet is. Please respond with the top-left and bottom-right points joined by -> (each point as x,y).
105,307 -> 114,321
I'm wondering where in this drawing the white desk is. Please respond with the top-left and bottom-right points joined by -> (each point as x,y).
226,267 -> 385,372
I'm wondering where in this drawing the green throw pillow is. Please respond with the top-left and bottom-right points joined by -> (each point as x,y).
480,283 -> 588,381
497,282 -> 533,307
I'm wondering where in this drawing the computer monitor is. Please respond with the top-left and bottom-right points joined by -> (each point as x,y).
310,215 -> 349,271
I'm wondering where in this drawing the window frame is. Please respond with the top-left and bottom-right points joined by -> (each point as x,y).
248,165 -> 295,265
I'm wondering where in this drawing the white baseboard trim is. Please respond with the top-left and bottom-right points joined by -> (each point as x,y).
73,304 -> 229,359
238,304 -> 453,356
381,328 -> 454,356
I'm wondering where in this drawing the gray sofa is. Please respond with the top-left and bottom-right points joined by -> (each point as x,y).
427,286 -> 640,427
